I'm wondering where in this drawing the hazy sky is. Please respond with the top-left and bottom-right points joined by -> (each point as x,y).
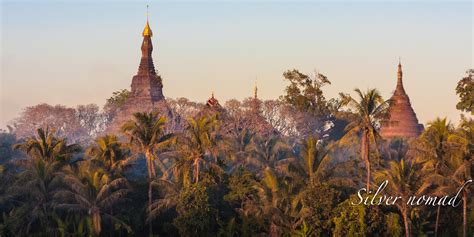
1,1 -> 472,129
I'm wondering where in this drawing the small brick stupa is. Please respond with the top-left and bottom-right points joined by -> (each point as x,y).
206,92 -> 221,108
195,92 -> 226,119
380,61 -> 424,139
106,16 -> 172,134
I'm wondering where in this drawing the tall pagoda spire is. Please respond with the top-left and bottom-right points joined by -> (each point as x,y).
129,5 -> 163,100
380,60 -> 423,139
395,57 -> 406,95
105,5 -> 170,134
138,5 -> 156,76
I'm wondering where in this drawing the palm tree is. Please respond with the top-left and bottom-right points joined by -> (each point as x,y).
226,128 -> 256,172
256,168 -> 307,236
246,134 -> 291,174
374,158 -> 431,237
122,112 -> 174,180
54,166 -> 131,236
7,128 -> 81,235
440,157 -> 473,237
342,88 -> 388,191
171,152 -> 194,188
121,112 -> 175,236
418,118 -> 454,172
452,117 -> 474,161
445,117 -> 473,237
13,127 -> 81,165
176,115 -> 219,184
147,179 -> 180,223
86,135 -> 130,176
5,158 -> 63,235
289,136 -> 330,185
416,117 -> 455,236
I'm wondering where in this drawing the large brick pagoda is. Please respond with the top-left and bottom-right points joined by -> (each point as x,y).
106,18 -> 173,134
380,61 -> 424,139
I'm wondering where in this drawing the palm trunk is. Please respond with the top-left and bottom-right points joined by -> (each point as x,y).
435,205 -> 440,237
402,208 -> 410,237
146,157 -> 151,180
463,190 -> 467,237
148,181 -> 153,236
145,149 -> 154,236
145,149 -> 156,178
92,210 -> 101,236
150,160 -> 156,178
362,131 -> 370,191
194,157 -> 200,183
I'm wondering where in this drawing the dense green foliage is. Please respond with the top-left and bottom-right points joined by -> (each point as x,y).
0,69 -> 472,237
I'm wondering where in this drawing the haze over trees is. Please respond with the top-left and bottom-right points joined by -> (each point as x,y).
0,69 -> 472,236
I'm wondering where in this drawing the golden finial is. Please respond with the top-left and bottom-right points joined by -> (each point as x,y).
142,5 -> 153,37
211,91 -> 215,98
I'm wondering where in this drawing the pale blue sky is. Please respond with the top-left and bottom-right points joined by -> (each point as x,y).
1,1 -> 472,128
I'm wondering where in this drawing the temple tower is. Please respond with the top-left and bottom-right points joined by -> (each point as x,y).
206,92 -> 221,108
380,61 -> 424,139
250,79 -> 262,115
106,12 -> 172,134
130,18 -> 164,101
195,92 -> 225,118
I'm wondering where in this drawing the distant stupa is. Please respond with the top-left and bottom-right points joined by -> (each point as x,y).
244,80 -> 274,136
380,60 -> 424,139
106,9 -> 172,134
206,92 -> 221,108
